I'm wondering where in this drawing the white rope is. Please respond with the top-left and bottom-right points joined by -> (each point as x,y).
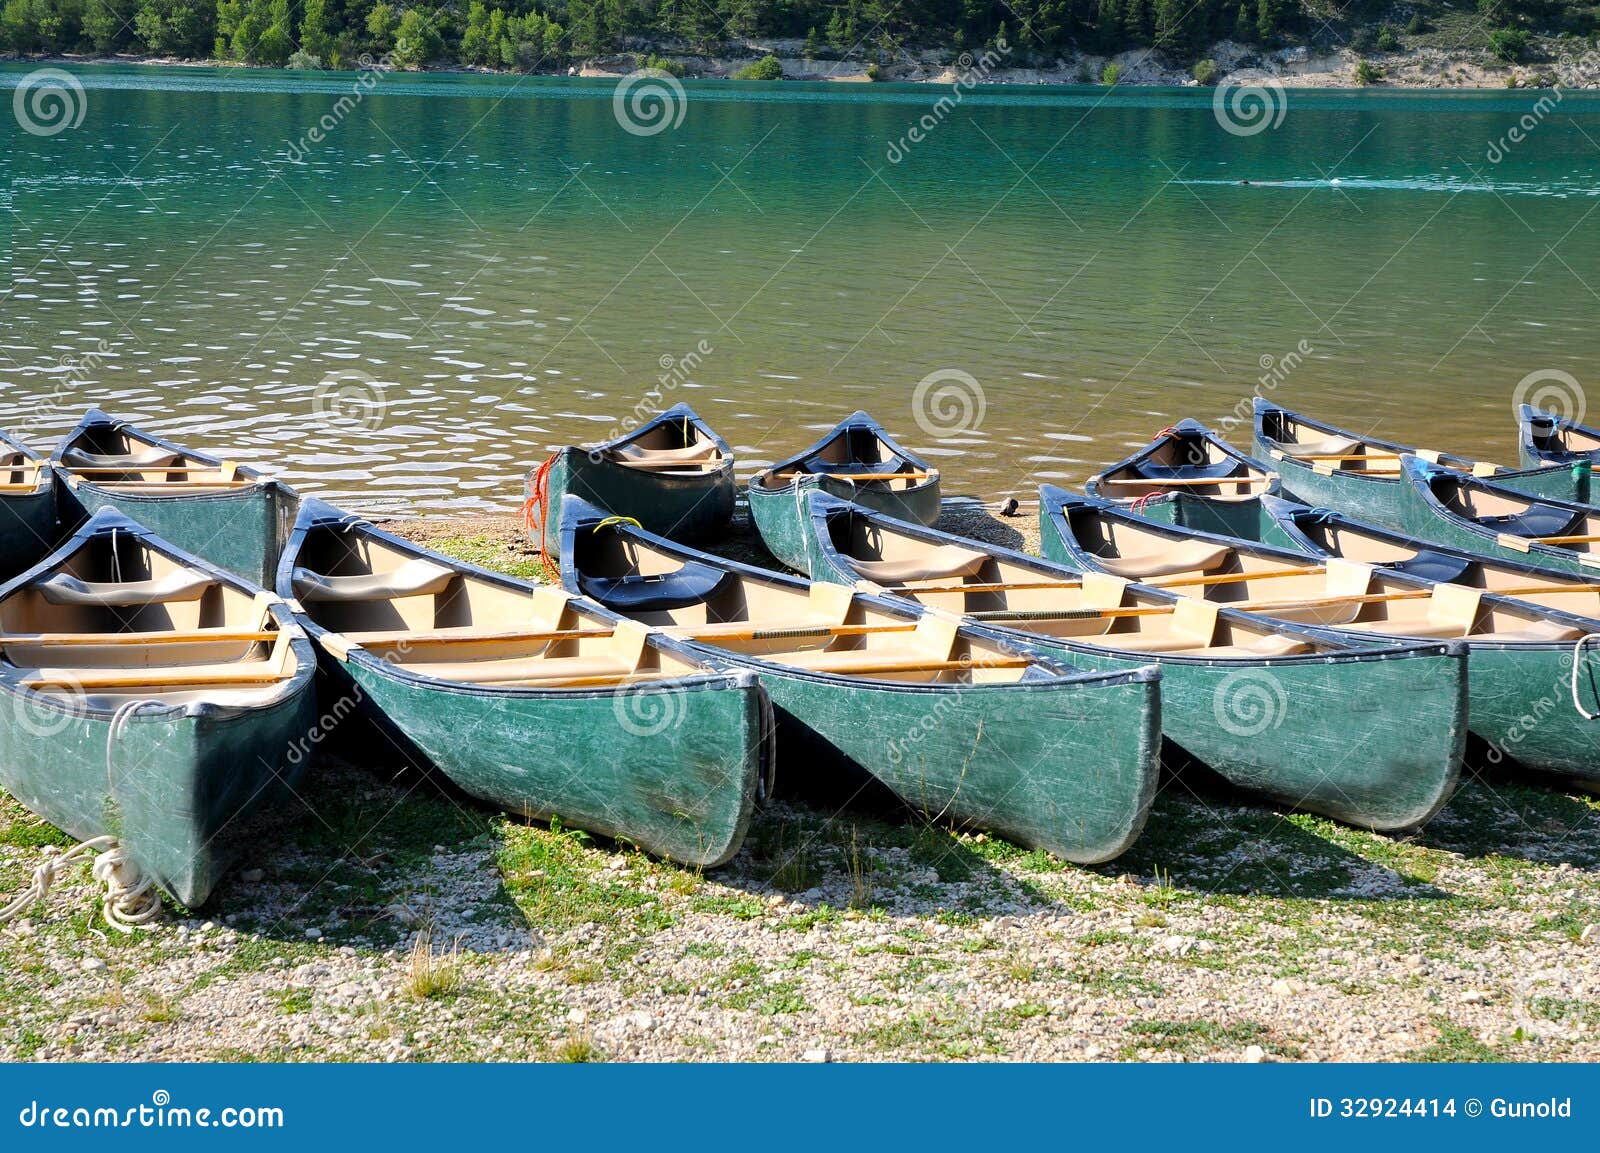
0,835 -> 160,933
1572,633 -> 1600,720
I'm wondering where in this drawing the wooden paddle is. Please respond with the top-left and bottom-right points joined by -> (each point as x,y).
3,630 -> 278,647
65,465 -> 221,474
1239,590 -> 1433,611
1151,566 -> 1324,588
1525,534 -> 1600,546
1290,452 -> 1400,461
24,669 -> 287,690
83,481 -> 258,490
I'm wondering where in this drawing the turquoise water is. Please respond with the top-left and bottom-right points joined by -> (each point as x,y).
4,64 -> 1599,513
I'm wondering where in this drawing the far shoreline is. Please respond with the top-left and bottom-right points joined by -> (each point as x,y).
3,36 -> 1592,92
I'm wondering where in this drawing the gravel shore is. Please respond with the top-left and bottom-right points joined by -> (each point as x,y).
1,509 -> 1596,1063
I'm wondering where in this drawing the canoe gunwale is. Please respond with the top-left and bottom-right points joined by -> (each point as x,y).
748,410 -> 942,512
1050,484 -> 1600,644
1086,417 -> 1279,500
813,485 -> 1464,669
561,492 -> 1154,693
280,497 -> 748,696
583,401 -> 735,465
51,408 -> 269,484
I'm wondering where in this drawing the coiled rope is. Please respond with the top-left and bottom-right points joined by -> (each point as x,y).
0,836 -> 161,934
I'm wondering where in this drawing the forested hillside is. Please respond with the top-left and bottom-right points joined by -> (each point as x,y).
2,0 -> 1596,72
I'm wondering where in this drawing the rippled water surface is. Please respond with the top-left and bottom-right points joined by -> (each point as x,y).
4,65 -> 1599,514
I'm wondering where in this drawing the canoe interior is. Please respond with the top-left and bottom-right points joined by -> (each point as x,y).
750,416 -> 938,498
1265,499 -> 1600,620
0,528 -> 305,709
56,416 -> 262,490
1090,422 -> 1274,502
601,411 -> 728,473
288,521 -> 712,689
1521,405 -> 1600,466
1059,499 -> 1588,643
568,522 -> 1036,684
1420,464 -> 1600,562
822,500 -> 1344,659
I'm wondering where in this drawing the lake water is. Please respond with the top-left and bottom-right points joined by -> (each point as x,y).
4,64 -> 1599,514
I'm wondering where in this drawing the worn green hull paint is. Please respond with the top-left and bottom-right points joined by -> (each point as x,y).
1461,644 -> 1600,786
0,488 -> 57,580
749,477 -> 942,574
60,481 -> 290,588
0,680 -> 317,908
537,447 -> 735,558
317,649 -> 765,869
1122,491 -> 1267,540
685,650 -> 1160,864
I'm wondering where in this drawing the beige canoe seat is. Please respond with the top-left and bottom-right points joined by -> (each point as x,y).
38,569 -> 214,607
1265,435 -> 1361,458
1197,633 -> 1313,658
1486,619 -> 1587,644
849,546 -> 988,585
293,559 -> 455,603
614,441 -> 719,464
1095,540 -> 1233,580
61,446 -> 184,470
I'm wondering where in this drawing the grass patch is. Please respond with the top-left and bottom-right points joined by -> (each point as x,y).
429,536 -> 548,581
405,927 -> 463,1000
1123,1018 -> 1294,1059
1407,1017 -> 1503,1062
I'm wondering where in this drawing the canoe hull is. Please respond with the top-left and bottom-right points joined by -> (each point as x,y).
59,480 -> 290,588
685,646 -> 1161,865
0,487 -> 57,581
1472,644 -> 1600,787
314,649 -> 768,869
538,446 -> 735,559
750,476 -> 941,573
0,684 -> 317,908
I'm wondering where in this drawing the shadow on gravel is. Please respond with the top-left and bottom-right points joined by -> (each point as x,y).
1108,772 -> 1451,902
1417,763 -> 1600,871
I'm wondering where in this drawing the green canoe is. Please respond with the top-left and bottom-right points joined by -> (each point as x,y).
523,402 -> 736,561
560,494 -> 1160,864
803,488 -> 1467,831
52,409 -> 293,588
1253,398 -> 1590,529
1518,403 -> 1600,470
1086,418 -> 1282,541
0,508 -> 318,907
277,498 -> 769,868
1387,454 -> 1600,577
1,429 -> 57,580
1050,487 -> 1600,789
748,411 -> 941,572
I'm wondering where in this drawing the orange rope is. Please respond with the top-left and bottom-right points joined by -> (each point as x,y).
1130,492 -> 1164,516
521,452 -> 562,582
1151,425 -> 1177,441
